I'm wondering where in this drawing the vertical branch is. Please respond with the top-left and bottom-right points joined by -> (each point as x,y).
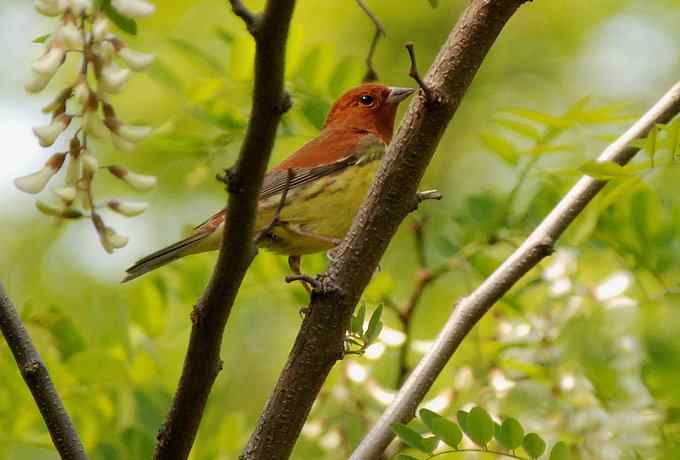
152,1 -> 296,459
0,283 -> 88,460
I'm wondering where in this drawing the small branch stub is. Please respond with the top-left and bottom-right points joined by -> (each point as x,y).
356,0 -> 386,82
229,0 -> 260,36
405,42 -> 434,103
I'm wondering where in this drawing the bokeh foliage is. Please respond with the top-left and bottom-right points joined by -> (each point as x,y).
1,1 -> 680,459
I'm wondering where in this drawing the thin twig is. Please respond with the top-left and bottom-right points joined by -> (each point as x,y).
153,1 -> 297,459
255,168 -> 294,244
405,42 -> 433,102
351,81 -> 680,459
356,0 -> 385,82
285,274 -> 322,291
0,283 -> 88,460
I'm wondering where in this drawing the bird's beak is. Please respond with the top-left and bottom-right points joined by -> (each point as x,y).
386,87 -> 415,104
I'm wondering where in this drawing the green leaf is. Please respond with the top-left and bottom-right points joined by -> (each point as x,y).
665,117 -> 680,159
523,433 -> 547,458
495,417 -> 524,450
645,124 -> 659,167
391,424 -> 437,453
169,38 -> 224,72
419,409 -> 462,448
301,96 -> 330,131
456,410 -> 468,433
549,441 -> 569,460
503,108 -> 570,128
365,305 -> 383,344
102,0 -> 138,35
33,33 -> 51,44
578,160 -> 632,179
529,144 -> 575,156
394,455 -> 420,460
480,132 -> 518,166
465,407 -> 494,448
494,118 -> 541,140
351,304 -> 366,335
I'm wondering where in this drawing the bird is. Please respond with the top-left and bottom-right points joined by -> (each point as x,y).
123,83 -> 415,283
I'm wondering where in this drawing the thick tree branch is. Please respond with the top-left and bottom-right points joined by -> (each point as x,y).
0,283 -> 88,460
152,1 -> 296,459
240,1 -> 530,459
351,82 -> 680,459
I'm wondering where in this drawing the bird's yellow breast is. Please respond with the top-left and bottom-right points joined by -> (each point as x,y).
256,158 -> 380,255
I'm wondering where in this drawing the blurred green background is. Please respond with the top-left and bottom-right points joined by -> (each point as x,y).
1,0 -> 680,459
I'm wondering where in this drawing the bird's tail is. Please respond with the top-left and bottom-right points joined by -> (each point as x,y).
122,230 -> 212,283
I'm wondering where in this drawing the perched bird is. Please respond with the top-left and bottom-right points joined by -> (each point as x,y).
123,83 -> 415,283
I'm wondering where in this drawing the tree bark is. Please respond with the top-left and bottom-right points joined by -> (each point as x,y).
240,1 -> 532,459
152,1 -> 296,459
0,283 -> 88,460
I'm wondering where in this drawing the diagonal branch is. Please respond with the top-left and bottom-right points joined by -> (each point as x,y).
240,1 -> 531,459
351,81 -> 680,459
152,1 -> 296,459
0,283 -> 88,460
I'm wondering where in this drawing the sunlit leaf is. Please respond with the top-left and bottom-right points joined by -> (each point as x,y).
523,433 -> 547,458
495,417 -> 524,450
365,305 -> 383,344
549,441 -> 569,460
419,409 -> 462,448
464,407 -> 494,448
33,33 -> 51,44
391,424 -> 437,453
578,160 -> 633,179
503,108 -> 570,128
480,132 -> 518,166
351,304 -> 366,335
494,118 -> 542,140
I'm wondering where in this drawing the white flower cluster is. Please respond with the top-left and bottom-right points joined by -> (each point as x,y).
16,0 -> 156,253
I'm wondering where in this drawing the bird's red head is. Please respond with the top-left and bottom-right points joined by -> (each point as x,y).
324,83 -> 415,143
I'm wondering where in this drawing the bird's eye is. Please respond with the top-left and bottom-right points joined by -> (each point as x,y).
359,94 -> 374,106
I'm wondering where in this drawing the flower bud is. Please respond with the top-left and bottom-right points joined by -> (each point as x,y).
117,124 -> 152,142
112,134 -> 136,152
118,47 -> 155,71
60,22 -> 84,50
34,0 -> 65,17
65,155 -> 81,184
92,40 -> 115,62
41,86 -> 72,114
107,199 -> 148,217
32,46 -> 65,76
32,114 -> 71,147
37,200 -> 84,219
83,111 -> 109,138
100,63 -> 130,93
81,154 -> 99,179
92,15 -> 108,42
107,165 -> 157,191
99,225 -> 129,253
73,79 -> 90,106
25,71 -> 52,93
111,0 -> 155,18
69,0 -> 93,15
53,185 -> 77,203
14,153 -> 66,194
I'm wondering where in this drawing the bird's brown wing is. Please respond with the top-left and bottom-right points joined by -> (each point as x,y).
194,128 -> 382,230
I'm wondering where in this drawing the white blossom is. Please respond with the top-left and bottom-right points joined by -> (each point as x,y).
99,226 -> 129,253
92,16 -> 109,42
112,133 -> 136,152
118,47 -> 155,71
25,71 -> 53,93
53,185 -> 77,203
100,63 -> 130,93
32,46 -> 65,76
107,200 -> 148,217
117,124 -> 152,142
111,0 -> 155,18
59,22 -> 83,50
32,114 -> 71,147
14,153 -> 65,194
83,112 -> 109,138
108,166 -> 157,191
